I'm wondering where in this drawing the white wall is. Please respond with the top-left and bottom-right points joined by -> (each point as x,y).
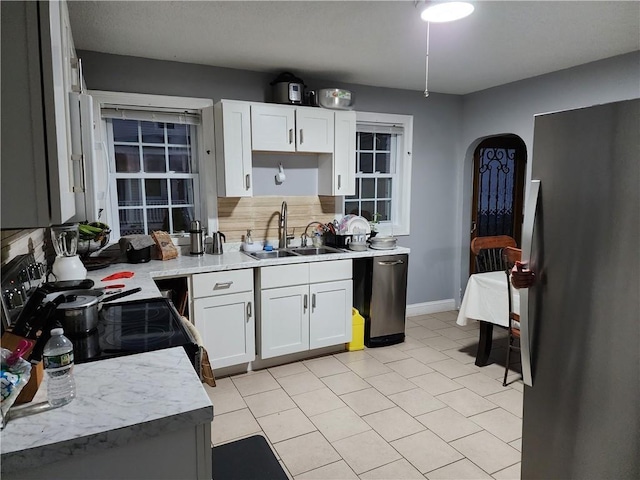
455,51 -> 640,299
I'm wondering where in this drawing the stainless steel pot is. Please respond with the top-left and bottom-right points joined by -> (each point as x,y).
55,290 -> 102,334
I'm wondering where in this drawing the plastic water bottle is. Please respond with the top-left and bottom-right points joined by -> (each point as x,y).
43,328 -> 76,406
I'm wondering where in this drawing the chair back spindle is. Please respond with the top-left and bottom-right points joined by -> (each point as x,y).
470,235 -> 517,273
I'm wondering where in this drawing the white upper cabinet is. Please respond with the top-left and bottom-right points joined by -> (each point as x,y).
214,100 -> 253,197
250,104 -> 296,152
295,108 -> 335,153
214,100 -> 354,198
319,110 -> 356,196
251,104 -> 334,153
1,0 -> 79,227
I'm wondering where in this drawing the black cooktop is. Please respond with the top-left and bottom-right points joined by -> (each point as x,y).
69,298 -> 198,366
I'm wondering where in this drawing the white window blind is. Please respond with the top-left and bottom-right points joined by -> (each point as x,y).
101,106 -> 201,125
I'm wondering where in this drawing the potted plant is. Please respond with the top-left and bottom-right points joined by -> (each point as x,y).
369,213 -> 382,238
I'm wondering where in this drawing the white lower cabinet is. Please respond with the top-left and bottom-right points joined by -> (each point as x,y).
309,280 -> 353,349
259,284 -> 309,358
191,269 -> 255,369
257,260 -> 352,360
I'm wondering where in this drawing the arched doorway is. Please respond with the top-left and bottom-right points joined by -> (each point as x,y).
470,135 -> 527,273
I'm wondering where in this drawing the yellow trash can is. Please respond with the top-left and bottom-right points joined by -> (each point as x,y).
347,308 -> 365,351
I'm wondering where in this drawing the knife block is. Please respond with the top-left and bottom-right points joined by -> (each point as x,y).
1,331 -> 44,404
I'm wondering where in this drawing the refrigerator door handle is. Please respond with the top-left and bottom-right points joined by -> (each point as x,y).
520,179 -> 540,387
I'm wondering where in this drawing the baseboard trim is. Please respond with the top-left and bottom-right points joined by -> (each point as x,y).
406,299 -> 456,317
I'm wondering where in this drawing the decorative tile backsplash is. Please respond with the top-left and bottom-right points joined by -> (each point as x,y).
217,196 -> 339,244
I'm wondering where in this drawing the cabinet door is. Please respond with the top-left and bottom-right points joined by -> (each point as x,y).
0,1 -> 77,228
44,0 -> 77,223
259,285 -> 309,359
333,111 -> 356,195
296,108 -> 334,153
214,101 -> 252,197
251,104 -> 295,152
309,280 -> 353,349
194,292 -> 255,369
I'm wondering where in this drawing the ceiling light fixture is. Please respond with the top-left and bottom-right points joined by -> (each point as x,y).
421,1 -> 475,23
419,2 -> 474,97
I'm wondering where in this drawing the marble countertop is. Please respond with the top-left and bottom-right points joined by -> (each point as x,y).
88,245 -> 410,303
0,347 -> 213,473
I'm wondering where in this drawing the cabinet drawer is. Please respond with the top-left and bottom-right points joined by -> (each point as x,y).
309,259 -> 352,283
191,269 -> 253,298
259,263 -> 309,289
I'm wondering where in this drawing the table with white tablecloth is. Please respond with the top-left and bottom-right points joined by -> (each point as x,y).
457,271 -> 519,365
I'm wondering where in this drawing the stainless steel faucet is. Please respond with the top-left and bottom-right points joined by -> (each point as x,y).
279,201 -> 294,248
301,221 -> 326,247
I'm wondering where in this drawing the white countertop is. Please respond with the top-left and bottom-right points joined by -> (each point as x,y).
0,347 -> 213,473
88,246 -> 410,302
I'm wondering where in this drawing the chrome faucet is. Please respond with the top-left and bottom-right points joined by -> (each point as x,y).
279,201 -> 294,248
301,221 -> 326,247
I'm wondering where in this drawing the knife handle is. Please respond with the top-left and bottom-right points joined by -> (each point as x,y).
100,287 -> 142,303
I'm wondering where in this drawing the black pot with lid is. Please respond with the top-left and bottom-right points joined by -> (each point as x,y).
270,72 -> 305,105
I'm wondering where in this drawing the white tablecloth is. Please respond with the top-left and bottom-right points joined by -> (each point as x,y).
456,271 -> 520,328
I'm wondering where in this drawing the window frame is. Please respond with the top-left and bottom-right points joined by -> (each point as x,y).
88,91 -> 215,242
340,111 -> 413,236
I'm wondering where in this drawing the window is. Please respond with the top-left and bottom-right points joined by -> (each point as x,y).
88,91 -> 214,241
108,119 -> 199,235
343,112 -> 413,236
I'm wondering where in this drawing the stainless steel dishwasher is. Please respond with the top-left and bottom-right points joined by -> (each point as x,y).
353,254 -> 408,347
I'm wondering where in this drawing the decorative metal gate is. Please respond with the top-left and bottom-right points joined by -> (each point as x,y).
470,136 -> 526,272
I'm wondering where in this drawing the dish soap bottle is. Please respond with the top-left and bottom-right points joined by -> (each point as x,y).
246,229 -> 253,245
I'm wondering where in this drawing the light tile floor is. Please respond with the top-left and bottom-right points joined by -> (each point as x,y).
205,311 -> 523,480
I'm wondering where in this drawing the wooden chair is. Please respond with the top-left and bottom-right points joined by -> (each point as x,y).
470,235 -> 517,273
502,246 -> 522,386
468,235 -> 518,366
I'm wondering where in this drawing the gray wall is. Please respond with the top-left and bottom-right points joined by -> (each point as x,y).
78,51 -> 463,306
455,51 -> 640,299
78,50 -> 640,307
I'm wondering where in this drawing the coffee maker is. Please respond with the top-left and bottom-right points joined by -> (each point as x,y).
50,224 -> 87,281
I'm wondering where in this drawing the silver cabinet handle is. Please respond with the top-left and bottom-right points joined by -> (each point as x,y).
312,293 -> 316,309
245,174 -> 251,189
338,174 -> 342,189
299,129 -> 304,144
378,260 -> 404,266
213,281 -> 233,290
246,301 -> 252,321
289,129 -> 293,144
303,294 -> 308,311
519,179 -> 540,387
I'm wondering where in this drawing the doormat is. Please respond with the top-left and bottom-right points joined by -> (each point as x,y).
212,435 -> 288,480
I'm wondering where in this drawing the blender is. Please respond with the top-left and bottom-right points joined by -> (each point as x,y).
51,224 -> 87,281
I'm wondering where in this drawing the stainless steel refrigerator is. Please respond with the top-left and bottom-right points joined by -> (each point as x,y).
519,99 -> 639,479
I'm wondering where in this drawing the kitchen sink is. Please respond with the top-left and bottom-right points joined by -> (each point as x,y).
246,250 -> 300,260
289,246 -> 342,256
244,246 -> 344,260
